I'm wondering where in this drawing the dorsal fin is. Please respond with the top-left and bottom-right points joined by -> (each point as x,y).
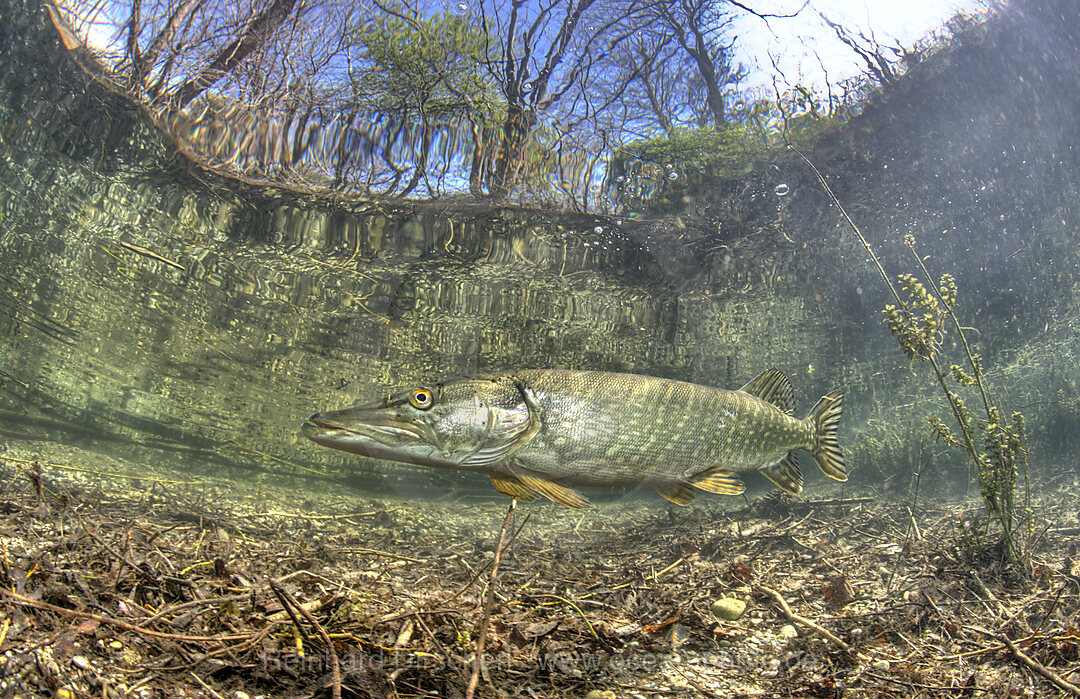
738,369 -> 795,414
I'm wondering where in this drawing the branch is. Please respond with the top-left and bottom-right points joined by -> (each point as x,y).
1001,634 -> 1080,697
728,0 -> 809,20
171,0 -> 300,108
757,585 -> 857,654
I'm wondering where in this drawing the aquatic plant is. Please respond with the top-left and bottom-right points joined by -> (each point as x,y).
792,147 -> 1031,570
884,236 -> 1029,566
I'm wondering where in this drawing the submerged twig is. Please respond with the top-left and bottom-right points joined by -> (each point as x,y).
120,241 -> 186,270
334,547 -> 427,563
443,511 -> 531,608
188,671 -> 227,699
268,582 -> 310,644
529,594 -> 599,639
1001,633 -> 1080,697
888,456 -> 927,591
271,580 -> 341,699
465,499 -> 516,699
0,587 -> 251,642
756,585 -> 856,654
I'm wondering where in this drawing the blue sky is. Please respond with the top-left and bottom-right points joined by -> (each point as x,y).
732,0 -> 990,94
72,0 -> 991,102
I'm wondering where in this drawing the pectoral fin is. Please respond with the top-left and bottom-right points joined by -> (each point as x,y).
508,465 -> 590,508
760,453 -> 803,495
655,482 -> 696,505
490,475 -> 539,502
689,467 -> 746,495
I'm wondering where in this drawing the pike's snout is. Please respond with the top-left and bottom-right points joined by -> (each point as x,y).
301,407 -> 424,449
303,413 -> 334,431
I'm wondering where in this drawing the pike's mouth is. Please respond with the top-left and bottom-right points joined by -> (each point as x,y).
304,416 -> 337,431
302,412 -> 424,448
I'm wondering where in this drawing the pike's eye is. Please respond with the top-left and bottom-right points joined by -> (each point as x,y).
409,388 -> 434,410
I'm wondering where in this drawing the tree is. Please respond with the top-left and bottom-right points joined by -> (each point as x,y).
605,28 -> 686,139
170,0 -> 300,108
819,11 -> 903,88
52,0 -> 874,211
124,0 -> 205,97
654,0 -> 741,128
599,0 -> 754,143
471,0 -> 653,199
348,8 -> 500,196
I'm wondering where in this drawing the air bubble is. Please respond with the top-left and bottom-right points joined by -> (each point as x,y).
455,1 -> 469,12
522,81 -> 533,91
665,162 -> 674,170
593,226 -> 603,234
774,183 -> 790,196
589,183 -> 601,192
668,171 -> 679,180
616,176 -> 624,183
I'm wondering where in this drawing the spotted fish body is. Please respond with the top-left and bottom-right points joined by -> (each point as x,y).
302,369 -> 845,508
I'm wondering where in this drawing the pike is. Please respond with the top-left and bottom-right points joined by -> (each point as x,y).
302,369 -> 846,508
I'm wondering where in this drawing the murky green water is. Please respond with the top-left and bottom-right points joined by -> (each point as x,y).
2,0 -> 1079,510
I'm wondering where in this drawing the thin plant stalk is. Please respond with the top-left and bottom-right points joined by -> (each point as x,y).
791,144 -> 1028,567
788,145 -> 984,477
465,499 -> 516,699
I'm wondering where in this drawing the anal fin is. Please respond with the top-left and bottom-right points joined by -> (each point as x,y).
655,483 -> 696,505
689,467 -> 746,495
760,453 -> 803,495
509,466 -> 590,508
490,475 -> 539,502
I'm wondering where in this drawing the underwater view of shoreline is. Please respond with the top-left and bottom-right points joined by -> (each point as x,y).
2,0 -> 1080,696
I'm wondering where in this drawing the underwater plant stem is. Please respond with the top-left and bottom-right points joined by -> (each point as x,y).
888,457 -> 926,592
789,143 -> 985,474
786,145 -> 906,309
927,353 -> 984,478
907,241 -> 1028,563
793,144 -> 1025,565
465,499 -> 516,699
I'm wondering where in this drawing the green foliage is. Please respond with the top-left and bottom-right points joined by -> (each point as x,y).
884,273 -> 946,361
950,364 -> 975,386
350,11 -> 500,121
882,235 -> 1030,569
618,101 -> 845,177
624,125 -> 767,173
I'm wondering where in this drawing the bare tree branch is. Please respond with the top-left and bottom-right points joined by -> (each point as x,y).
172,0 -> 300,108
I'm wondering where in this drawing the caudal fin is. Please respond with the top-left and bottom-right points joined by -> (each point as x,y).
807,390 -> 846,482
